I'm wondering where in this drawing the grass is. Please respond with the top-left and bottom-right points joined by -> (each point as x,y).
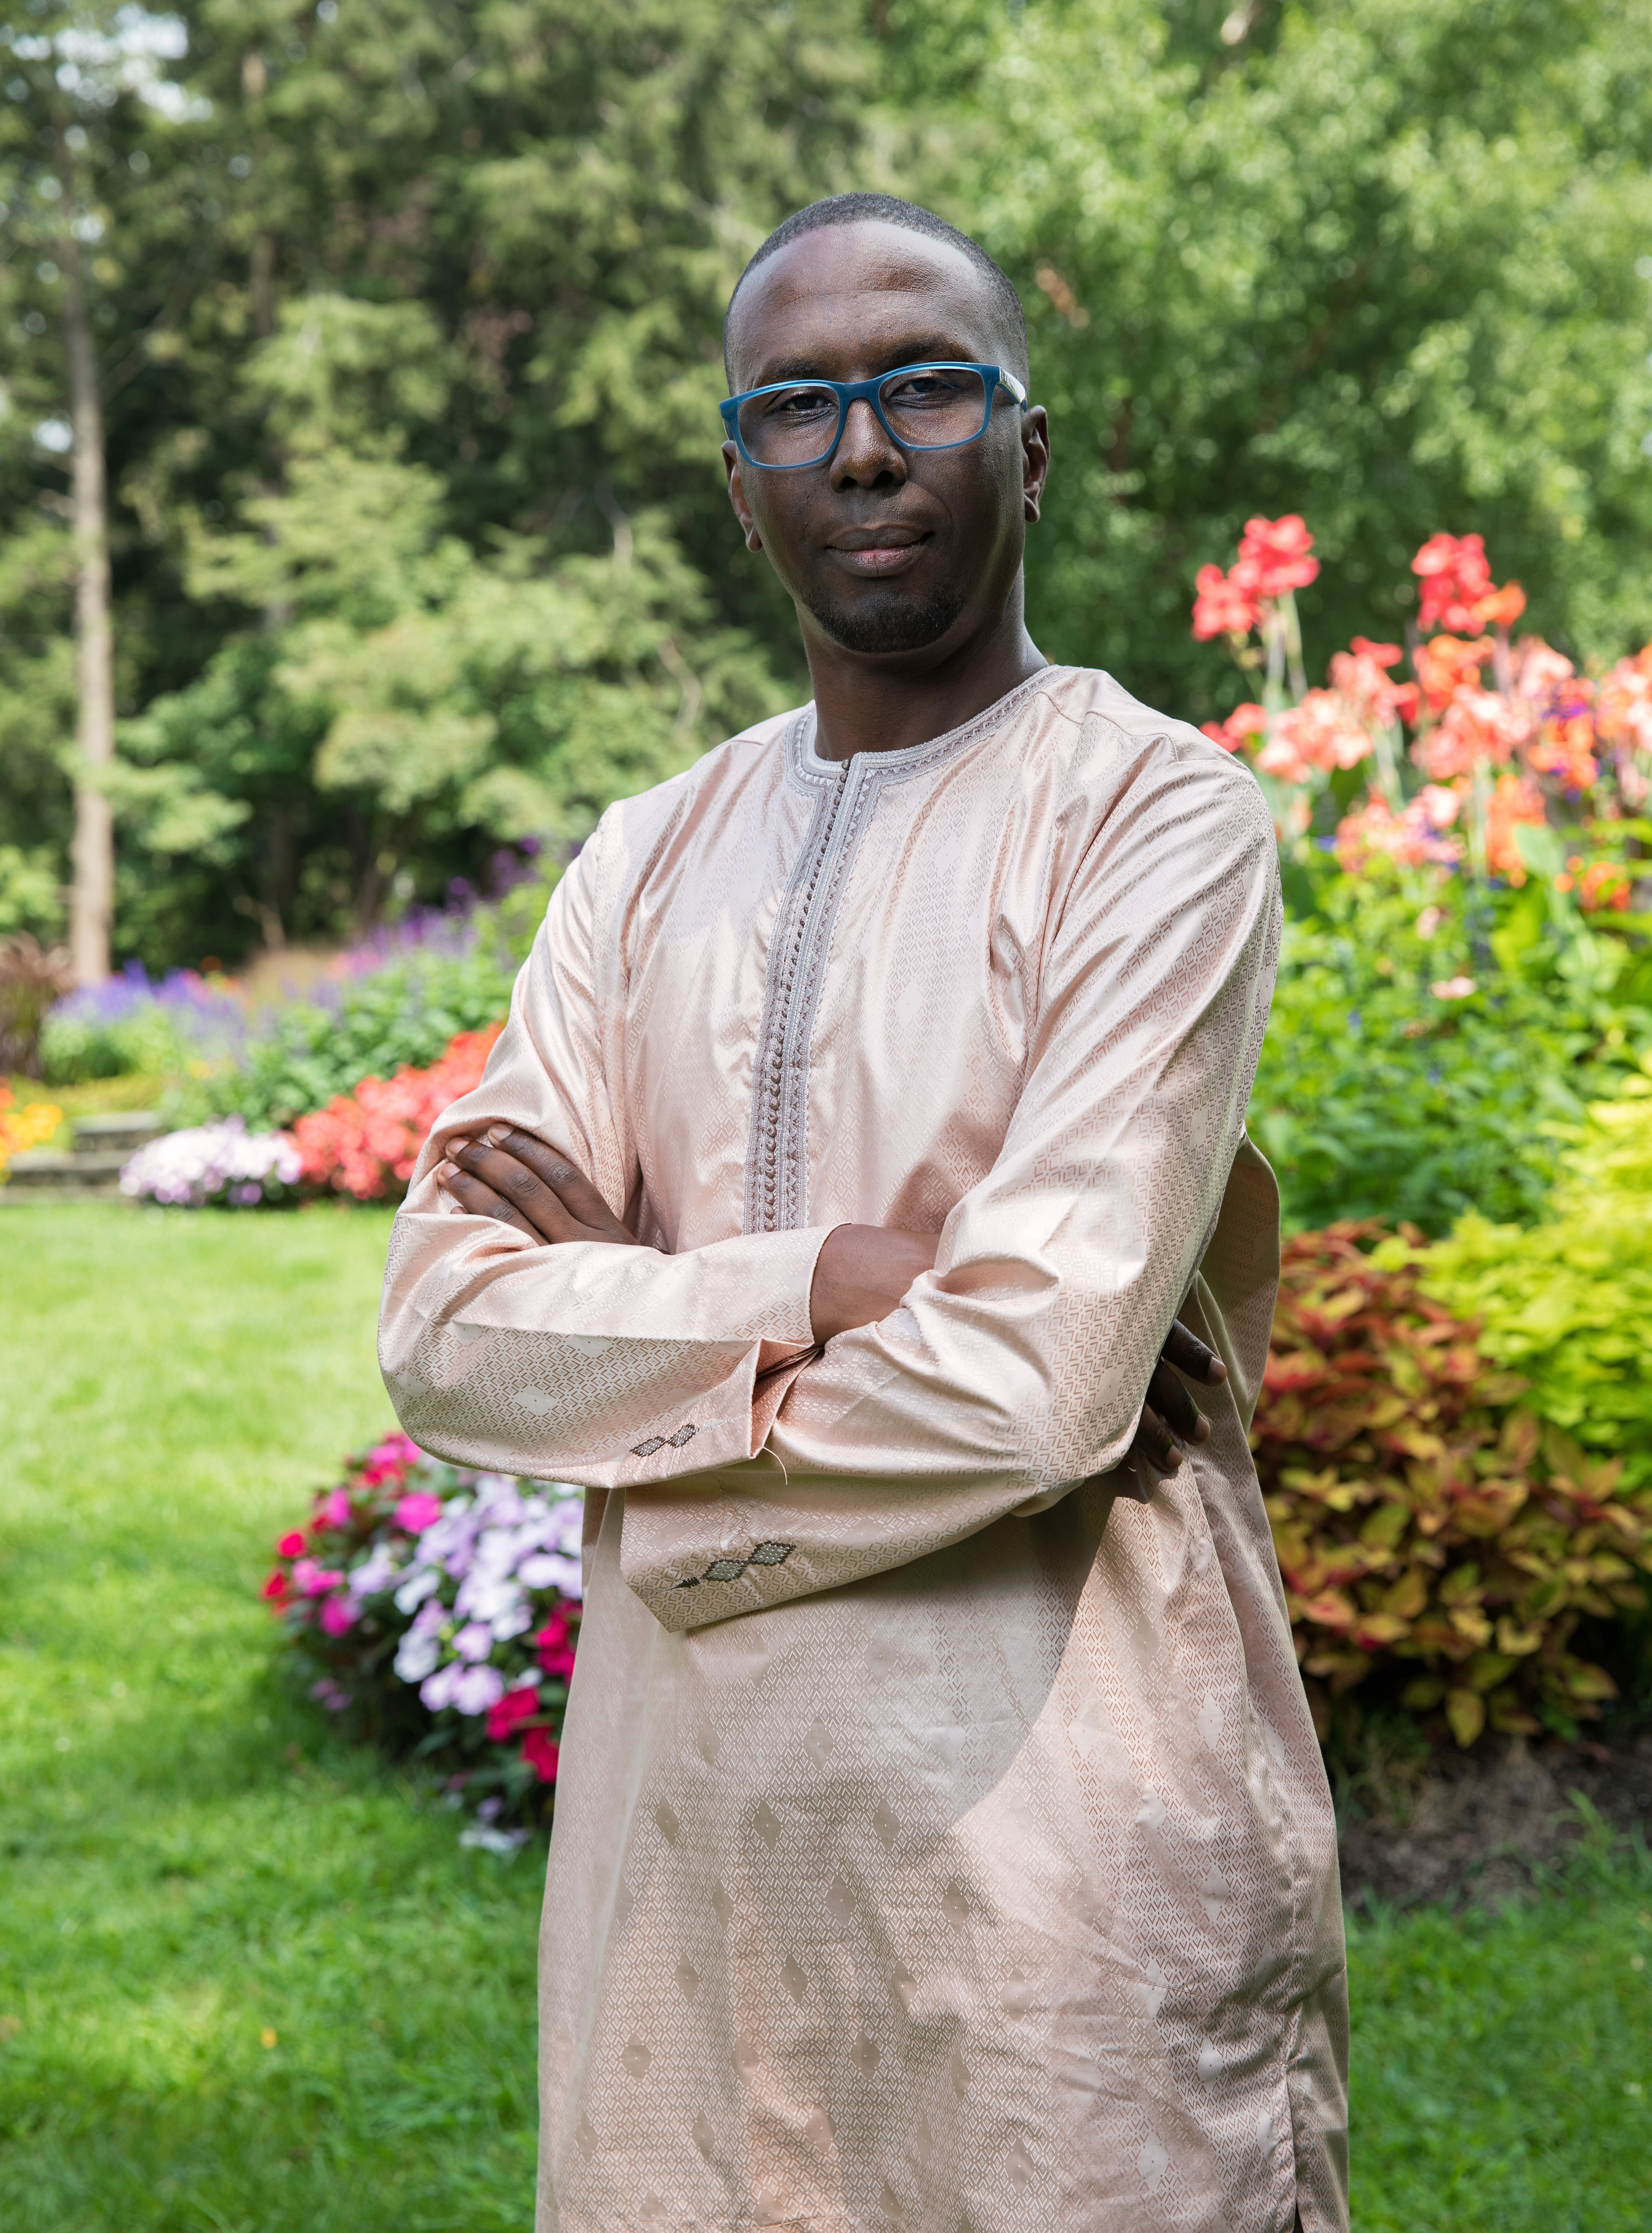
0,1204 -> 541,2231
1,1203 -> 1649,2230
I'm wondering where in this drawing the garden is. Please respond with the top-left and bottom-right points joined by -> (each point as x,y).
7,0 -> 1652,2223
7,512 -> 1652,2224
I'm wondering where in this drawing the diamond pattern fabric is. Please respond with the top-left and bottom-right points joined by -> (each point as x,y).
379,667 -> 1349,2232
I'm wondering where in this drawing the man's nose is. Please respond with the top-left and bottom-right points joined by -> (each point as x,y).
830,396 -> 907,489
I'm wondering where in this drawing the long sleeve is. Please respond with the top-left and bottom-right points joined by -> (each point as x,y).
620,740 -> 1281,1627
378,813 -> 835,1489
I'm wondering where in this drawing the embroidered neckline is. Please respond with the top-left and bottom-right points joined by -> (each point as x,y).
789,664 -> 1072,787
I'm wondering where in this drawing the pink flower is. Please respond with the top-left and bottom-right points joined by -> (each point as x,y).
260,1569 -> 290,1604
292,1558 -> 345,1598
394,1491 -> 445,1536
276,1531 -> 306,1559
486,1685 -> 541,1742
522,1727 -> 561,1783
319,1594 -> 360,1637
1259,691 -> 1372,784
1431,976 -> 1477,1001
321,1490 -> 352,1529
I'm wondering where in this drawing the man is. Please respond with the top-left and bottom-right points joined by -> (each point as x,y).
380,193 -> 1347,2232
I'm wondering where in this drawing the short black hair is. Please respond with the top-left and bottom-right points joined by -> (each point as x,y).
723,193 -> 1028,385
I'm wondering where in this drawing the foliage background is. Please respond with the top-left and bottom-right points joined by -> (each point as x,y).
6,0 -> 1652,968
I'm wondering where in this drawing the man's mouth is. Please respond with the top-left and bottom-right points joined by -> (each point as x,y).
826,528 -> 931,577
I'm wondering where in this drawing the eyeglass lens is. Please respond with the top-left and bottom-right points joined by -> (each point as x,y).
736,366 -> 990,467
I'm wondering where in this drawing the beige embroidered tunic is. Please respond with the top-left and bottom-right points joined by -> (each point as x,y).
379,665 -> 1349,2233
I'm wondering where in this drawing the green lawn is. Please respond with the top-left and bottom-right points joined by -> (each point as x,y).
1,1203 -> 1648,2230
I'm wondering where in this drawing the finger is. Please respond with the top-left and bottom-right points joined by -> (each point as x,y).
1130,1404 -> 1183,1476
482,1127 -> 634,1240
442,1164 -> 543,1241
449,1139 -> 585,1243
1160,1318 -> 1227,1386
1145,1359 -> 1210,1447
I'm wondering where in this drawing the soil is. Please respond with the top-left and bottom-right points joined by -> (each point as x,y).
1337,1728 -> 1652,1910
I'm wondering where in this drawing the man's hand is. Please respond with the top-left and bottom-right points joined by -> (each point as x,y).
809,1224 -> 939,1342
439,1126 -> 642,1247
810,1225 -> 1225,1476
1132,1318 -> 1227,1476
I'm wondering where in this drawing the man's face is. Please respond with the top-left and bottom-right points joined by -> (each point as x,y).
722,223 -> 1049,662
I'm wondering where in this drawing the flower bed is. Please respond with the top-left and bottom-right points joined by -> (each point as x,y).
121,1115 -> 302,1206
1253,1222 -> 1652,1749
122,1021 -> 504,1207
288,1022 -> 503,1201
0,1082 -> 62,1179
263,1433 -> 582,1846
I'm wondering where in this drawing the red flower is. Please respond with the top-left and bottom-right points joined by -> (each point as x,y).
1236,514 -> 1319,598
1191,563 -> 1261,641
486,1685 -> 541,1743
276,1531 -> 306,1559
260,1569 -> 290,1603
534,1615 -> 576,1679
1411,533 -> 1523,635
522,1727 -> 561,1783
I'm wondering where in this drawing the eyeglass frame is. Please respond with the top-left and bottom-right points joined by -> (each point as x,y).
719,360 -> 1030,472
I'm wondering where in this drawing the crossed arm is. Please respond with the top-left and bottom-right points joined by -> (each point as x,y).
436,1121 -> 1227,1479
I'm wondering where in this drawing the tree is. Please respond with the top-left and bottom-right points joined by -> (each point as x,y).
0,4 -> 205,982
889,0 -> 1652,719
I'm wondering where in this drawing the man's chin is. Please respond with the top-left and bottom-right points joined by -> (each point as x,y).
802,582 -> 966,657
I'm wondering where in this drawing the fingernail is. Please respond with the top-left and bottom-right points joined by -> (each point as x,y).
483,1124 -> 511,1146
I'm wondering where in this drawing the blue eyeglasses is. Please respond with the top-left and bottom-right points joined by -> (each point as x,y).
721,360 -> 1028,471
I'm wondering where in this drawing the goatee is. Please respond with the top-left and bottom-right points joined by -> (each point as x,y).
803,581 -> 965,655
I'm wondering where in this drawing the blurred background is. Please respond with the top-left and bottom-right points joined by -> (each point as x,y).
3,4 -> 1652,2229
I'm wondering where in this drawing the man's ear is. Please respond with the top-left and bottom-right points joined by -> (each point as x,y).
1021,405 -> 1050,525
723,443 -> 763,553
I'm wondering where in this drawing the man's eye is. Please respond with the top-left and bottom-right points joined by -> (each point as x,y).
884,374 -> 962,407
766,387 -> 837,419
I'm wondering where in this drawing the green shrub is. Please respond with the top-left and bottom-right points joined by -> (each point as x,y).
193,934 -> 522,1133
1407,1066 -> 1652,1490
1252,853 -> 1652,1235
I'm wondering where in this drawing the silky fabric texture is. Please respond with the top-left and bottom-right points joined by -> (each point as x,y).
378,666 -> 1349,2233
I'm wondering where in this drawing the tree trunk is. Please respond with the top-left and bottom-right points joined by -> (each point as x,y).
57,132 -> 116,987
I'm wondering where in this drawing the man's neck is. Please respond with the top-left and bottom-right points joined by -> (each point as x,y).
803,594 -> 1049,763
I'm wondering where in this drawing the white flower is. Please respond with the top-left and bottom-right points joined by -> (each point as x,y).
419,1662 -> 465,1711
394,1631 -> 441,1684
490,1599 -> 533,1642
349,1544 -> 405,1598
451,1663 -> 505,1715
394,1567 -> 441,1615
518,1552 -> 583,1594
458,1823 -> 529,1855
120,1116 -> 302,1207
453,1621 -> 495,1662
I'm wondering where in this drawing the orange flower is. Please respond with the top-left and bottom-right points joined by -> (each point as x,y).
1529,712 -> 1598,791
291,1023 -> 505,1201
1414,634 -> 1492,713
1415,686 -> 1531,781
1260,690 -> 1372,784
1200,702 -> 1269,753
1330,641 -> 1420,731
1411,532 -> 1527,634
1334,787 -> 1463,873
1484,773 -> 1546,881
1577,860 -> 1632,913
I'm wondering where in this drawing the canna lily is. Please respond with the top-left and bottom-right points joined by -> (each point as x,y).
1236,513 -> 1319,598
1191,563 -> 1261,641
